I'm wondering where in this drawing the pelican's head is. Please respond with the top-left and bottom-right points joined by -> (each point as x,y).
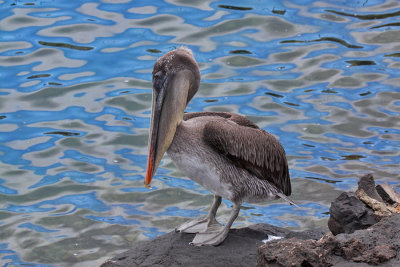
145,47 -> 200,187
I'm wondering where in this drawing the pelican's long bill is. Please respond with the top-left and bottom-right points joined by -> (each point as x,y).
144,69 -> 190,187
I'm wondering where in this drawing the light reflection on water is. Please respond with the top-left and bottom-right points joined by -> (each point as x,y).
0,0 -> 399,265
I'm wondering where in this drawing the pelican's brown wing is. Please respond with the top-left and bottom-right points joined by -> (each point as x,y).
183,112 -> 259,129
203,119 -> 291,196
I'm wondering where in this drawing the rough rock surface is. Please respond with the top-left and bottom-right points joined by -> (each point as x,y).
328,191 -> 377,235
357,173 -> 384,203
376,183 -> 400,205
328,174 -> 400,235
257,213 -> 400,267
100,223 -> 324,267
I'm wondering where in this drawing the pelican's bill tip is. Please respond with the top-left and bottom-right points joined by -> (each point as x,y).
144,182 -> 152,189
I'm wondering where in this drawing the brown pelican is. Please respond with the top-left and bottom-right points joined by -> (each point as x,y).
145,47 -> 294,246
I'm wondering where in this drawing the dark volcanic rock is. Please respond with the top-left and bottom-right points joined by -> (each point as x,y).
100,223 -> 324,267
376,183 -> 400,205
328,191 -> 377,235
357,173 -> 384,202
257,236 -> 335,267
257,214 -> 400,267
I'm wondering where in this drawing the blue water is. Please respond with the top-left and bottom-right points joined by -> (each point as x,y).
0,0 -> 399,265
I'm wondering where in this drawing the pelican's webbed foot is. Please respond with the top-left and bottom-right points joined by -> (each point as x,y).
191,203 -> 241,246
190,225 -> 229,246
175,195 -> 223,234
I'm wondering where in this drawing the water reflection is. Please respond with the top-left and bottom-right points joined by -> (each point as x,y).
0,0 -> 399,265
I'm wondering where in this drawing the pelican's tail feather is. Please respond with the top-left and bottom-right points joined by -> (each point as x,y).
276,192 -> 299,208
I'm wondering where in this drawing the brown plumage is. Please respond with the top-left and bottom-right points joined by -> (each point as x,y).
145,47 -> 294,246
203,116 -> 291,196
184,111 -> 291,196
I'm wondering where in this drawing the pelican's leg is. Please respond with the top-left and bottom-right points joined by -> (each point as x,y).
191,203 -> 241,246
175,195 -> 222,233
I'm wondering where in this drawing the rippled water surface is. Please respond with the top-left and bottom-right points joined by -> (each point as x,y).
1,0 -> 399,266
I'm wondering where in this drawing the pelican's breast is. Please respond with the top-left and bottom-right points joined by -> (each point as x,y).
167,118 -> 234,201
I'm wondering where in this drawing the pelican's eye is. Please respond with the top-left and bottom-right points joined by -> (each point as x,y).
152,71 -> 167,93
153,71 -> 163,80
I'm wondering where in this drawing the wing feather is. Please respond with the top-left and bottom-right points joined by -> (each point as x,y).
203,119 -> 291,196
184,111 -> 259,129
